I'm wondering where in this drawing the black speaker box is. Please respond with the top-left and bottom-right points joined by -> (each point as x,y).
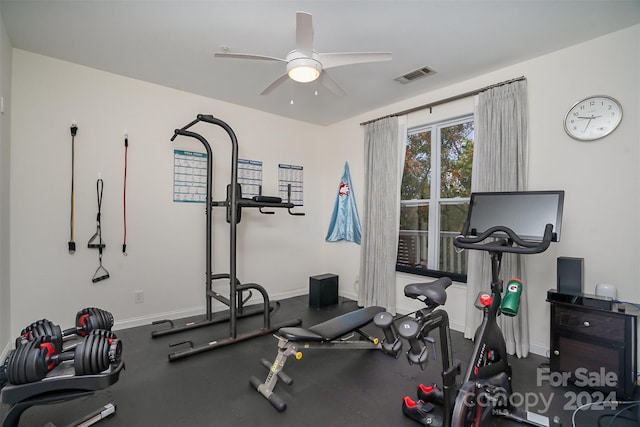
309,274 -> 338,309
557,257 -> 583,295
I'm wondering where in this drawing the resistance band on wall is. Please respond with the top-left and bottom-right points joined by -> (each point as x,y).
122,134 -> 128,256
68,124 -> 78,254
88,178 -> 110,283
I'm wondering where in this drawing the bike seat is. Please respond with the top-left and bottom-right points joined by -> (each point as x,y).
404,277 -> 452,307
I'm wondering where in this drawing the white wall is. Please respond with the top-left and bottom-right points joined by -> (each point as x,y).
0,7 -> 12,358
324,24 -> 640,356
5,24 -> 639,362
9,50 -> 326,336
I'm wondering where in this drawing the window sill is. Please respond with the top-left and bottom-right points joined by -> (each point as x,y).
395,265 -> 467,284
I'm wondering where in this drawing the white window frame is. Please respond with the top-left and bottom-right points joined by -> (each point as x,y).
402,114 -> 473,274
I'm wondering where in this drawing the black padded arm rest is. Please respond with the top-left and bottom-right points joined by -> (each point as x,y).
253,196 -> 282,204
238,199 -> 294,209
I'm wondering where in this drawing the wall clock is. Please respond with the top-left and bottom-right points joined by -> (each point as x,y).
564,95 -> 622,141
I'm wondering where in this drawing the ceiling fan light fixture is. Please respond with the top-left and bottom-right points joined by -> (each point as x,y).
287,57 -> 321,83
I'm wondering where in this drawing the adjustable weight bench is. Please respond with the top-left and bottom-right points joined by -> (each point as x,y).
250,306 -> 388,411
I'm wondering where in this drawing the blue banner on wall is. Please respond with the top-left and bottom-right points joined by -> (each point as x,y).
325,162 -> 361,244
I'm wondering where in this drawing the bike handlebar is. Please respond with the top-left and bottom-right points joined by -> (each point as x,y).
453,224 -> 554,254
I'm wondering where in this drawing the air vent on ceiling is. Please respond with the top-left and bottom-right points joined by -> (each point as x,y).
394,66 -> 436,84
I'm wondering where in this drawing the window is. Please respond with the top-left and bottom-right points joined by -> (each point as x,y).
397,116 -> 474,282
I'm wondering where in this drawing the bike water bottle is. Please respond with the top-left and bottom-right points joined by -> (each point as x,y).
500,278 -> 523,316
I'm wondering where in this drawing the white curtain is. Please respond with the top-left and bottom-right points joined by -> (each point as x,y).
465,80 -> 530,357
358,116 -> 407,314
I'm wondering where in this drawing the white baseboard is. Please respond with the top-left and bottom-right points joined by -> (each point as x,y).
529,341 -> 550,359
113,288 -> 309,331
340,290 -> 358,303
113,306 -> 206,331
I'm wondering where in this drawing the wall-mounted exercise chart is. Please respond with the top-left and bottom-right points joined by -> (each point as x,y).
173,149 -> 208,203
278,164 -> 303,206
238,159 -> 263,199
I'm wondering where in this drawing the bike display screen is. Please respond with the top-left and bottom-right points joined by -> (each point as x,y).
465,191 -> 564,242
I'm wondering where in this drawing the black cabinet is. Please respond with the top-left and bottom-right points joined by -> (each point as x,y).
547,290 -> 638,399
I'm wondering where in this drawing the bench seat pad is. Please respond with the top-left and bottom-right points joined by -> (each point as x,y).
278,306 -> 385,342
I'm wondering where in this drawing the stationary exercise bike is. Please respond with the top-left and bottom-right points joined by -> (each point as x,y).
383,191 -> 564,427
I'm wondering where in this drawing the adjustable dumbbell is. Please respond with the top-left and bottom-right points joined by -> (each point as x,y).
17,307 -> 114,352
73,307 -> 114,337
5,332 -> 122,385
74,330 -> 121,375
373,311 -> 402,357
398,319 -> 429,369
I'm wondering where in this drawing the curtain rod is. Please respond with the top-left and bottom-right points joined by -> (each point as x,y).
360,76 -> 526,126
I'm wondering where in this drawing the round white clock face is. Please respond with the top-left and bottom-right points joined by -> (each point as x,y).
564,95 -> 623,141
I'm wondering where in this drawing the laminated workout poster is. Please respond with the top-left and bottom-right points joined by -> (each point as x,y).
278,163 -> 303,206
173,149 -> 207,203
238,159 -> 263,199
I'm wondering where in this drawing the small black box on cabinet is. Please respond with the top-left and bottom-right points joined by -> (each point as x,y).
557,257 -> 583,295
309,274 -> 338,309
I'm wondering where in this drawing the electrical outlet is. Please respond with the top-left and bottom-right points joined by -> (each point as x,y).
134,291 -> 144,304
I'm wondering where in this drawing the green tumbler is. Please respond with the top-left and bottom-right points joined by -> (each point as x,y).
501,278 -> 523,316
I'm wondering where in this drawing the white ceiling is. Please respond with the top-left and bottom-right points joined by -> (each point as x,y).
2,1 -> 639,126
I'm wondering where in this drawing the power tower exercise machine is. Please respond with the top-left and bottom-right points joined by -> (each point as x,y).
152,114 -> 302,361
387,190 -> 564,426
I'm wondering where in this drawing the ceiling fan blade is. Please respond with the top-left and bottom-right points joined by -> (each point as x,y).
319,71 -> 347,97
318,52 -> 392,69
260,73 -> 290,95
214,52 -> 286,62
295,11 -> 314,57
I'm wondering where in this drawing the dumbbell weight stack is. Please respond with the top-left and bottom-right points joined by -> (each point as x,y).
5,307 -> 120,385
6,331 -> 122,385
17,307 -> 114,353
74,307 -> 114,337
75,329 -> 122,375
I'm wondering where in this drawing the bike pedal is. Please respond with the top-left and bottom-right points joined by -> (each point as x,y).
416,383 -> 445,405
402,396 -> 443,427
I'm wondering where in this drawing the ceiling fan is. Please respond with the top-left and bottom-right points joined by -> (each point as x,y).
214,11 -> 392,96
